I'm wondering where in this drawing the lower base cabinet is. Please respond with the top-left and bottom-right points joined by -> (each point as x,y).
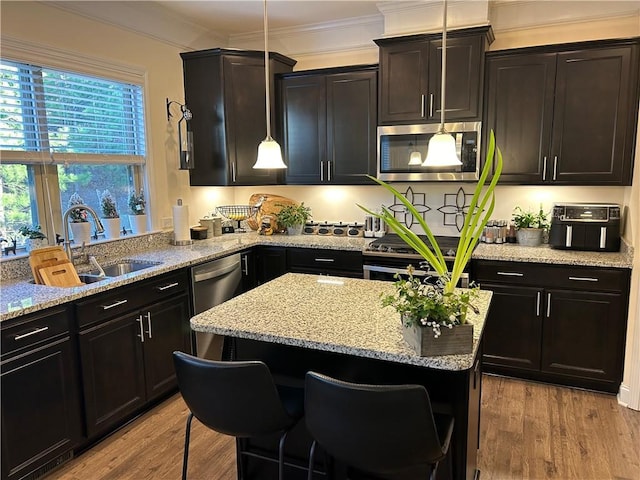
474,260 -> 631,393
76,270 -> 191,438
1,307 -> 82,480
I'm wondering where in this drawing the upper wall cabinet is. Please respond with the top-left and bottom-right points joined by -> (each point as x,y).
279,65 -> 377,185
484,38 -> 640,185
181,49 -> 296,186
375,27 -> 493,125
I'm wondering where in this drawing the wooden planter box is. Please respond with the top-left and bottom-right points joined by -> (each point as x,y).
402,321 -> 474,356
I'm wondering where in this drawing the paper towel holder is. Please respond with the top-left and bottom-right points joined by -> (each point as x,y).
172,198 -> 194,246
166,98 -> 194,170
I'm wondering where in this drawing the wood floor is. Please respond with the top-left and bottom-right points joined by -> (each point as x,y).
47,375 -> 640,480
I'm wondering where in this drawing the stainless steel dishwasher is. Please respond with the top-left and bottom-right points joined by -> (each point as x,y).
191,253 -> 243,360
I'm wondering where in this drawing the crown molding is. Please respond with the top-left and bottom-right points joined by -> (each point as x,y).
44,1 -> 227,51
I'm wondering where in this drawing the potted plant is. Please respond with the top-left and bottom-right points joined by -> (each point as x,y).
67,192 -> 92,245
275,203 -> 312,235
358,130 -> 503,356
18,224 -> 48,252
512,205 -> 549,247
128,188 -> 147,235
98,189 -> 121,240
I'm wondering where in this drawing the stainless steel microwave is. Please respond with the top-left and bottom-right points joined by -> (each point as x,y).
377,122 -> 481,181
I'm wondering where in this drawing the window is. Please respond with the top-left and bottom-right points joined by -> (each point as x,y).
0,59 -> 146,250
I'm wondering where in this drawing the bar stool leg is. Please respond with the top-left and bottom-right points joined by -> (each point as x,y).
307,440 -> 317,480
278,430 -> 289,480
182,413 -> 194,480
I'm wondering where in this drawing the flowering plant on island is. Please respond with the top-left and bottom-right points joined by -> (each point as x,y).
67,192 -> 88,222
381,266 -> 479,338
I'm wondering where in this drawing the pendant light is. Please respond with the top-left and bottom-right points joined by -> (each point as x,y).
423,0 -> 462,167
253,0 -> 287,169
408,142 -> 422,165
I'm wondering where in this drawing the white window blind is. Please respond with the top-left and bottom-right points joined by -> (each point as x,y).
0,59 -> 146,164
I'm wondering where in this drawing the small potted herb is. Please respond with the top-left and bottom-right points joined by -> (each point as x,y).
128,188 -> 147,234
512,206 -> 550,247
18,225 -> 48,252
98,189 -> 121,240
275,203 -> 312,235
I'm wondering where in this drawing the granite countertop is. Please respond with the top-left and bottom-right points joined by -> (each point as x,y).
1,232 -> 632,322
190,273 -> 493,371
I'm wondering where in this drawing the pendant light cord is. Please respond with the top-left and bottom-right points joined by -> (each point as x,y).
439,0 -> 448,133
263,0 -> 272,140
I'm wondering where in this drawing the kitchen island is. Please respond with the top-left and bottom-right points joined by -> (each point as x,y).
191,273 -> 492,480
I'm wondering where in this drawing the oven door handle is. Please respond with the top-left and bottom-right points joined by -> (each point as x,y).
363,264 -> 435,278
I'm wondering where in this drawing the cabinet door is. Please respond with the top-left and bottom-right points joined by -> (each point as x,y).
241,250 -> 258,292
541,289 -> 625,384
281,74 -> 326,184
378,41 -> 430,124
551,46 -> 637,185
79,314 -> 146,437
142,295 -> 191,401
481,284 -> 543,371
223,55 -> 279,185
1,337 -> 82,480
483,53 -> 556,182
256,247 -> 288,285
429,35 -> 484,121
327,71 -> 377,184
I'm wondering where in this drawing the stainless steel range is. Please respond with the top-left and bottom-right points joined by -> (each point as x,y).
363,233 -> 469,287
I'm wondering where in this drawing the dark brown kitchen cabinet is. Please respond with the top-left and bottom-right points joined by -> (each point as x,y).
76,270 -> 191,438
279,65 -> 377,184
1,306 -> 82,480
474,260 -> 631,393
181,49 -> 296,186
484,38 -> 640,185
375,27 -> 493,125
255,246 -> 288,285
288,248 -> 363,277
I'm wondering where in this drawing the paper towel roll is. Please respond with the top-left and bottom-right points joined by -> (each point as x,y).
173,203 -> 191,243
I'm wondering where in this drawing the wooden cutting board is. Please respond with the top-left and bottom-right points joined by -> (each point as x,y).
29,246 -> 69,284
247,193 -> 299,230
38,260 -> 83,287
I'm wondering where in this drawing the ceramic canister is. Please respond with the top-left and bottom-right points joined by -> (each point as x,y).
317,222 -> 334,236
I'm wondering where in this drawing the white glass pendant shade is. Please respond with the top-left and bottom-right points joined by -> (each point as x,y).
423,132 -> 462,167
254,137 -> 287,169
408,150 -> 423,165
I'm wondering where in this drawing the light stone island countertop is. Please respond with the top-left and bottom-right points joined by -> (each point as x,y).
191,273 -> 493,371
1,231 -> 632,322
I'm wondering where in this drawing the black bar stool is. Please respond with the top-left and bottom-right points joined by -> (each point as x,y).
173,351 -> 303,480
304,371 -> 454,480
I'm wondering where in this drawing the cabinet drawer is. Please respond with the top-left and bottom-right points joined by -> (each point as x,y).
473,261 -> 630,292
1,306 -> 70,357
288,248 -> 363,273
135,270 -> 190,305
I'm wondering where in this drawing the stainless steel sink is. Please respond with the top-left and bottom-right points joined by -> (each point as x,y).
100,260 -> 162,277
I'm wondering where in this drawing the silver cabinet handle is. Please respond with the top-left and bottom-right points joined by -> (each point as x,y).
14,326 -> 49,341
156,282 -> 179,291
420,94 -> 425,117
536,291 -> 541,317
568,276 -> 599,282
542,156 -> 547,181
314,258 -> 335,263
553,156 -> 558,180
497,271 -> 524,277
546,293 -> 552,318
144,312 -> 152,339
320,161 -> 324,182
232,162 -> 236,183
242,255 -> 249,275
327,161 -> 332,182
102,299 -> 128,310
429,93 -> 434,117
136,315 -> 144,343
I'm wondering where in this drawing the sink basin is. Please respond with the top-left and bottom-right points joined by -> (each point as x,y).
100,260 -> 162,277
78,273 -> 109,284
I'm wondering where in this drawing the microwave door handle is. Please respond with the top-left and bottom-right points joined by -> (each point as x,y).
455,134 -> 462,161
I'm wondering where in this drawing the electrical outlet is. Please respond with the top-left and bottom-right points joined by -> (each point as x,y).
162,217 -> 173,229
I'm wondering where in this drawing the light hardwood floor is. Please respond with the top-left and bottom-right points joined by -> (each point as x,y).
47,375 -> 640,480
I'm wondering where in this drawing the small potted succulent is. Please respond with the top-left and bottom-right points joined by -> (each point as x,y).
98,189 -> 121,240
275,203 -> 312,235
18,224 -> 48,252
67,192 -> 92,245
128,188 -> 147,234
512,205 -> 550,247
